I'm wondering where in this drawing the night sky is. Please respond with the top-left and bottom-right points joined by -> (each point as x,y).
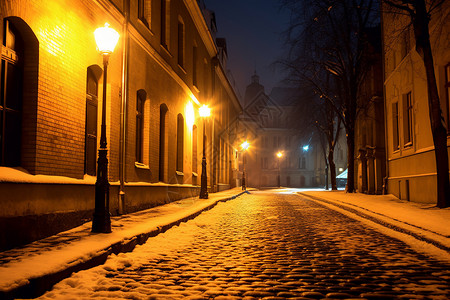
205,0 -> 291,99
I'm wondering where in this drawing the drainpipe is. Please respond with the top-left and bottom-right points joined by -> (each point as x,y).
119,0 -> 130,214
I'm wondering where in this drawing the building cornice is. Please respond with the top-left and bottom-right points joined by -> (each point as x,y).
184,0 -> 217,57
128,25 -> 200,105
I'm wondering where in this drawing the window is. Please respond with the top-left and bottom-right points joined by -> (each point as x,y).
445,64 -> 450,134
177,19 -> 184,67
193,44 -> 198,87
298,156 -> 306,169
261,157 -> 268,169
1,19 -> 23,167
192,125 -> 197,173
176,114 -> 184,172
138,0 -> 150,28
85,68 -> 99,175
392,102 -> 399,151
403,92 -> 413,146
159,104 -> 168,182
400,29 -> 410,60
136,90 -> 146,163
160,0 -> 169,48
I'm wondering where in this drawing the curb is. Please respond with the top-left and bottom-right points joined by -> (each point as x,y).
299,192 -> 450,253
2,191 -> 250,300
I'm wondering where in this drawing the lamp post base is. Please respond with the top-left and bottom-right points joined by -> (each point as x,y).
242,171 -> 246,191
92,212 -> 111,233
199,157 -> 208,199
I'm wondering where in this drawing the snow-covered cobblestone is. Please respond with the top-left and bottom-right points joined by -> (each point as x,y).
35,191 -> 450,299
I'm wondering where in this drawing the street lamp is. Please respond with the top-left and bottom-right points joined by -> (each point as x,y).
92,23 -> 119,233
240,141 -> 250,190
276,151 -> 283,188
199,104 -> 211,199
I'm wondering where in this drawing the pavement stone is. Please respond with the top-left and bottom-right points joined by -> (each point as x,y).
31,190 -> 450,299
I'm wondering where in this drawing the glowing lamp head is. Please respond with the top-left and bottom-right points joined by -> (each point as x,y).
303,145 -> 310,152
94,23 -> 120,55
199,104 -> 211,117
241,141 -> 250,151
276,151 -> 283,158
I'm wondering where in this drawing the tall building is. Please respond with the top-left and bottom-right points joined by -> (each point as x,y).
382,1 -> 450,203
238,73 -> 338,188
0,0 -> 241,250
354,26 -> 386,194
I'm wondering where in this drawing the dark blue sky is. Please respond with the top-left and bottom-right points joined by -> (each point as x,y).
205,0 -> 290,98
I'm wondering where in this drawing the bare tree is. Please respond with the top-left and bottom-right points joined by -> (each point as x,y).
280,0 -> 379,192
382,0 -> 449,207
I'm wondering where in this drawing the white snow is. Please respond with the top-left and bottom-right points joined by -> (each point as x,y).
1,187 -> 450,298
0,189 -> 243,294
298,190 -> 450,263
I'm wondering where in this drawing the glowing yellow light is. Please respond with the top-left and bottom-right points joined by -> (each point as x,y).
241,141 -> 250,151
190,93 -> 200,105
199,104 -> 211,117
276,151 -> 283,158
94,23 -> 120,54
186,101 -> 195,129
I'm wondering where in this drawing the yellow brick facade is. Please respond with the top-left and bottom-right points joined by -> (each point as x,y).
0,0 -> 241,250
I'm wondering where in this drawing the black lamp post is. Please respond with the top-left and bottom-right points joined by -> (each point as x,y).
241,141 -> 249,190
277,151 -> 283,188
199,104 -> 210,199
92,23 -> 119,233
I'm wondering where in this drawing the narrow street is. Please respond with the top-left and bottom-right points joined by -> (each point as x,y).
38,190 -> 450,299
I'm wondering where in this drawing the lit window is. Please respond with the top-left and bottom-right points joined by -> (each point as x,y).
177,114 -> 184,172
136,90 -> 146,163
1,19 -> 23,167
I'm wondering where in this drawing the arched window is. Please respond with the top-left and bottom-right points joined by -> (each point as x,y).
159,104 -> 168,182
85,66 -> 101,175
136,90 -> 146,163
1,19 -> 24,166
177,17 -> 184,67
192,125 -> 197,173
176,113 -> 184,172
161,0 -> 170,48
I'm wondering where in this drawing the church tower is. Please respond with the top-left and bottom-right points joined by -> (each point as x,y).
243,71 -> 265,108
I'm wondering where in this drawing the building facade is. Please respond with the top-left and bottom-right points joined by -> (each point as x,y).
238,73 -> 335,189
354,26 -> 386,194
382,1 -> 450,203
0,0 -> 241,250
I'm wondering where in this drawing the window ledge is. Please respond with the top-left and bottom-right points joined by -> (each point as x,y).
135,162 -> 150,170
176,171 -> 184,176
403,142 -> 413,148
192,172 -> 198,177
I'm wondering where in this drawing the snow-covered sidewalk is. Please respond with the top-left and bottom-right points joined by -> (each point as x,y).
299,190 -> 450,262
0,188 -> 248,299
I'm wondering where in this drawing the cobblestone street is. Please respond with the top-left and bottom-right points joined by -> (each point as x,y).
39,191 -> 450,299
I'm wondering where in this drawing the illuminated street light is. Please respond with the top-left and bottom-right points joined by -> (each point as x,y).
276,151 -> 283,188
199,104 -> 211,199
92,23 -> 119,233
241,141 -> 250,191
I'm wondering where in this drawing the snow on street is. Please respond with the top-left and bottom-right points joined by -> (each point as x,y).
34,191 -> 450,299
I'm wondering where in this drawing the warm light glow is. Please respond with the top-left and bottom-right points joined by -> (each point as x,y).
339,167 -> 344,172
199,104 -> 211,117
276,151 -> 283,158
190,93 -> 200,105
94,23 -> 120,54
241,141 -> 250,151
185,101 -> 195,129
